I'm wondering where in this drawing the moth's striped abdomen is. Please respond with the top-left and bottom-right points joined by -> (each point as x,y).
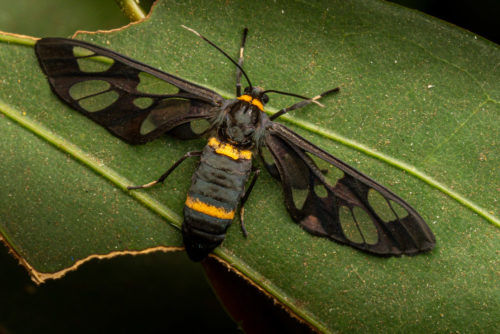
182,137 -> 252,261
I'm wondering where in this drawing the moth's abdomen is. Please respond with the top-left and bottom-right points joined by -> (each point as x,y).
182,137 -> 252,261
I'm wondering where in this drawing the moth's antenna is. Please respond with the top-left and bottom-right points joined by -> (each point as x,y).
268,87 -> 340,120
182,25 -> 253,89
262,89 -> 325,107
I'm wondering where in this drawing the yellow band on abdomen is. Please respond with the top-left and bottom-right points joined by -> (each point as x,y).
208,137 -> 252,160
185,195 -> 235,220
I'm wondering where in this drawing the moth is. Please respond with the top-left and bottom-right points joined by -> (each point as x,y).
35,26 -> 435,261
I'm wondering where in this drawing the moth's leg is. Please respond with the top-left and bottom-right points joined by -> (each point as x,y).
235,28 -> 249,97
270,87 -> 340,120
127,151 -> 202,190
238,167 -> 260,237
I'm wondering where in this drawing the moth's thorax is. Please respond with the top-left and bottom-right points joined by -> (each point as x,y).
218,96 -> 265,148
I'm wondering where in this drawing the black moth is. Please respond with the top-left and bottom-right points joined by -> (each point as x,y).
35,26 -> 435,261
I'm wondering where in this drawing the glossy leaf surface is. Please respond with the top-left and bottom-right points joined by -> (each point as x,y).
0,0 -> 498,332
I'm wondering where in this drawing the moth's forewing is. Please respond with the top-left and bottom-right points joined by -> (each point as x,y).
265,122 -> 435,256
35,38 -> 222,143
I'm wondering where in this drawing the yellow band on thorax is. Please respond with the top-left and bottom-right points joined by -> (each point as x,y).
238,95 -> 252,103
208,137 -> 252,160
185,195 -> 235,219
237,94 -> 264,111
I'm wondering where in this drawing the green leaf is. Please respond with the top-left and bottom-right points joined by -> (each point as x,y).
0,0 -> 128,37
1,0 -> 498,332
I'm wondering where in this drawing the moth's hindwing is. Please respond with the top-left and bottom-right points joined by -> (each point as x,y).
264,122 -> 435,256
35,38 -> 223,144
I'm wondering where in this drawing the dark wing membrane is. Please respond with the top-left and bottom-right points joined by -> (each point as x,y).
35,38 -> 223,144
264,122 -> 435,256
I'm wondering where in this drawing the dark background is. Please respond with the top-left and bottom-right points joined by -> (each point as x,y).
388,0 -> 499,43
0,1 -> 498,333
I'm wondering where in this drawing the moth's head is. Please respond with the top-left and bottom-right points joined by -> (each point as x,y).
243,86 -> 269,105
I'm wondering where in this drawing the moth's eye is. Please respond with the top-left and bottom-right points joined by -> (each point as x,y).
243,87 -> 251,94
261,94 -> 269,104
